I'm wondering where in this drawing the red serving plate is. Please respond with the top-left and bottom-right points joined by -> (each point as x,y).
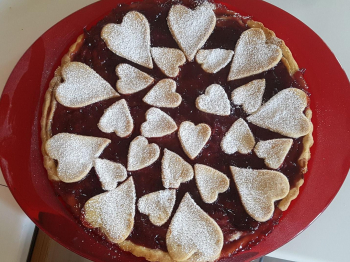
0,0 -> 349,261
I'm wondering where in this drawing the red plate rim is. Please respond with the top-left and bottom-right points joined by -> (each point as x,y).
0,0 -> 349,261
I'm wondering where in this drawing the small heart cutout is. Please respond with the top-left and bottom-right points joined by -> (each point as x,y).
178,121 -> 211,159
98,99 -> 134,137
166,193 -> 223,261
196,48 -> 234,73
143,79 -> 182,108
161,149 -> 194,188
55,62 -> 119,108
194,164 -> 229,203
151,47 -> 186,77
230,166 -> 289,222
254,139 -> 293,169
247,88 -> 312,138
221,118 -> 255,154
83,177 -> 136,243
228,28 -> 282,80
45,133 -> 110,183
101,11 -> 153,68
116,64 -> 154,94
196,84 -> 231,116
94,159 -> 127,191
141,107 -> 177,138
127,136 -> 160,171
138,189 -> 176,226
167,3 -> 216,61
231,79 -> 266,114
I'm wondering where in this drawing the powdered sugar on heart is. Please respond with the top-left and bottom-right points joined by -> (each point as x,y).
196,84 -> 231,116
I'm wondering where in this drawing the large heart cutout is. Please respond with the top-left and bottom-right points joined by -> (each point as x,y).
94,159 -> 127,191
55,62 -> 119,108
166,193 -> 223,261
151,47 -> 186,77
178,121 -> 211,159
98,99 -> 134,137
141,107 -> 177,138
196,48 -> 234,73
101,11 -> 153,68
194,164 -> 229,203
167,3 -> 216,61
221,118 -> 255,154
230,166 -> 289,222
45,133 -> 110,183
116,64 -> 154,94
161,149 -> 194,188
127,136 -> 160,171
143,79 -> 182,108
138,189 -> 176,226
228,28 -> 282,81
247,88 -> 312,138
83,177 -> 136,243
196,84 -> 231,116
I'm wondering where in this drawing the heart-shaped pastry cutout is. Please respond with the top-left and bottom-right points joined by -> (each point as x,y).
230,166 -> 289,222
247,88 -> 312,138
196,84 -> 231,116
98,99 -> 134,137
138,189 -> 176,226
196,48 -> 234,73
45,133 -> 110,183
141,107 -> 177,138
161,149 -> 194,188
166,193 -> 223,261
221,118 -> 255,154
83,177 -> 136,243
127,136 -> 160,171
116,64 -> 154,94
94,159 -> 127,191
228,28 -> 282,81
55,62 -> 119,108
167,2 -> 216,61
143,79 -> 182,108
151,47 -> 186,77
231,79 -> 266,114
101,11 -> 153,68
194,164 -> 229,203
178,121 -> 211,159
254,139 -> 293,169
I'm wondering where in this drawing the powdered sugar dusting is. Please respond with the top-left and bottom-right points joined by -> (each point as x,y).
196,84 -> 231,116
94,159 -> 127,190
196,48 -> 234,73
151,47 -> 186,77
141,107 -> 177,138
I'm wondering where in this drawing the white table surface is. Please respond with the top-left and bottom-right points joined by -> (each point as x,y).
0,0 -> 349,261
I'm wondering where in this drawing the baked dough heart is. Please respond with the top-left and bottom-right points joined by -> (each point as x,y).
141,107 -> 177,138
230,166 -> 289,222
143,79 -> 182,108
137,189 -> 176,226
247,88 -> 312,138
254,139 -> 293,169
151,47 -> 186,77
98,99 -> 134,137
196,84 -> 231,116
83,177 -> 136,243
231,79 -> 266,114
221,118 -> 255,154
228,28 -> 282,81
161,149 -> 194,188
167,2 -> 216,61
166,193 -> 223,261
45,133 -> 110,183
94,159 -> 127,191
55,62 -> 119,108
116,64 -> 154,94
178,121 -> 211,159
196,48 -> 234,73
194,164 -> 230,204
127,136 -> 160,171
101,11 -> 153,68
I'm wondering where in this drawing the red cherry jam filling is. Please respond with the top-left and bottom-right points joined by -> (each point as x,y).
51,0 -> 309,258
